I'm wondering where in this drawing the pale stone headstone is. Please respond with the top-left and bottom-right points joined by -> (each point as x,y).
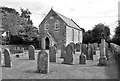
0,48 -> 1,65
60,45 -> 66,58
49,46 -> 56,62
79,53 -> 86,64
4,48 -> 12,67
28,45 -> 35,60
62,44 -> 74,65
37,50 -> 49,74
21,47 -> 25,53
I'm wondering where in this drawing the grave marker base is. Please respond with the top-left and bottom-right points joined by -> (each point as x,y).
97,57 -> 107,66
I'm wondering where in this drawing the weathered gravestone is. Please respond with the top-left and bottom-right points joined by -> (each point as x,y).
62,44 -> 74,65
76,43 -> 80,52
49,46 -> 57,62
60,45 -> 66,58
87,44 -> 93,60
0,48 -> 1,65
4,48 -> 12,67
28,45 -> 35,60
81,44 -> 88,56
98,39 -> 107,66
105,42 -> 109,60
70,42 -> 75,54
91,44 -> 96,55
37,50 -> 49,74
79,53 -> 86,64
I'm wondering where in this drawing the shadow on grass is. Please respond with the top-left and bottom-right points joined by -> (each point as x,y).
23,69 -> 55,75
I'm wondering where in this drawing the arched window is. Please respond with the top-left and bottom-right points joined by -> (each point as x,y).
44,21 -> 49,30
54,20 -> 60,30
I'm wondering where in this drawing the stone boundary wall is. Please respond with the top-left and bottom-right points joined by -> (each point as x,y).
110,43 -> 120,66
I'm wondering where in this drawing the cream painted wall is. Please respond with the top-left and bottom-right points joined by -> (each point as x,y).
79,30 -> 83,43
74,29 -> 78,44
66,25 -> 82,46
66,25 -> 72,46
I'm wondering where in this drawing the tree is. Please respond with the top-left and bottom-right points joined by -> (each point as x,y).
83,30 -> 92,44
111,21 -> 120,45
20,8 -> 33,25
1,6 -> 22,35
91,23 -> 110,43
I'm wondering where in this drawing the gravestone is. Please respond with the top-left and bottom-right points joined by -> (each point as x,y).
0,48 -> 1,65
60,45 -> 66,58
21,47 -> 25,53
91,45 -> 96,55
70,42 -> 75,54
37,50 -> 49,74
49,46 -> 56,62
62,44 -> 74,65
76,43 -> 80,52
4,48 -> 12,67
28,45 -> 35,60
79,53 -> 86,64
98,39 -> 107,66
105,42 -> 109,60
87,44 -> 93,60
82,44 -> 88,56
94,43 -> 98,50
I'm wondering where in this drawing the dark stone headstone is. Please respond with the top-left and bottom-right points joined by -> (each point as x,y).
4,48 -> 12,67
79,53 -> 86,64
49,46 -> 57,62
81,44 -> 88,56
87,44 -> 93,60
70,42 -> 75,54
28,45 -> 35,60
60,45 -> 66,58
76,43 -> 80,52
37,50 -> 49,74
62,44 -> 74,65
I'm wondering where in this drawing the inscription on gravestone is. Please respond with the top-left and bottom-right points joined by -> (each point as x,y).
37,50 -> 49,74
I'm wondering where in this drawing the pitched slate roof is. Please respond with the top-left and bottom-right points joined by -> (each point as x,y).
54,10 -> 81,30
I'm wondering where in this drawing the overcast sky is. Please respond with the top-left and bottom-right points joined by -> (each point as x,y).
0,0 -> 119,36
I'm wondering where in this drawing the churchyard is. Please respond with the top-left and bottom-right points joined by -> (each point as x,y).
0,42 -> 120,80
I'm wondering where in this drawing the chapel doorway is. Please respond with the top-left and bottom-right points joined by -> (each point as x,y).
45,37 -> 50,50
